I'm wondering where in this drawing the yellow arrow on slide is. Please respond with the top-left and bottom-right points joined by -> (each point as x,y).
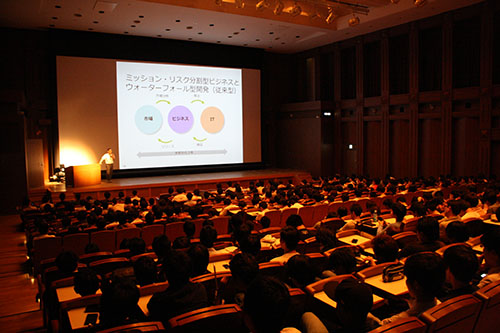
191,99 -> 205,104
158,138 -> 173,144
193,137 -> 207,142
156,100 -> 171,104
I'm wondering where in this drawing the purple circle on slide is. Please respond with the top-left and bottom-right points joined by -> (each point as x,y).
168,106 -> 194,134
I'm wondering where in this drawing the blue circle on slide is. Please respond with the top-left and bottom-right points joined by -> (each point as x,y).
135,105 -> 163,135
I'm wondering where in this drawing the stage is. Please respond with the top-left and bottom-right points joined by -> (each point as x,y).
28,169 -> 311,202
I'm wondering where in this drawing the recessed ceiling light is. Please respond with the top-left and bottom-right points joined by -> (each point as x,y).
52,17 -> 58,20
256,39 -> 260,41
269,32 -> 274,34
134,20 -> 141,24
55,5 -> 61,9
176,19 -> 181,22
98,10 -> 104,14
49,24 -> 55,27
233,32 -> 239,35
88,28 -> 93,30
241,28 -> 245,30
198,32 -> 203,35
131,25 -> 136,27
157,34 -> 162,37
124,31 -> 128,34
186,26 -> 193,29
275,37 -> 280,40
217,41 -> 221,43
281,42 -> 285,44
188,38 -> 192,40
228,36 -> 232,38
243,43 -> 248,46
165,28 -> 171,31
74,13 -> 82,17
139,15 -> 144,18
93,21 -> 99,24
296,35 -> 300,38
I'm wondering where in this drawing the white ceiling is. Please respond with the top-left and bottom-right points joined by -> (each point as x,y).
0,0 -> 483,53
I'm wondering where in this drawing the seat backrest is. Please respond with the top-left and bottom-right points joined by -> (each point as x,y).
311,204 -> 329,225
130,252 -> 157,262
367,316 -> 427,333
435,243 -> 468,256
168,304 -> 247,333
79,251 -> 113,265
209,252 -> 233,263
140,224 -> 165,247
462,218 -> 484,238
473,280 -> 500,333
280,208 -> 298,227
320,218 -> 346,232
62,233 -> 90,256
115,227 -> 141,249
139,281 -> 170,296
90,230 -> 116,253
210,216 -> 230,235
336,229 -> 360,238
88,257 -> 131,276
264,210 -> 281,228
402,217 -> 420,233
298,206 -> 315,227
191,272 -> 232,306
393,231 -> 418,249
305,274 -> 356,295
33,236 -> 63,273
164,221 -> 186,241
98,321 -> 166,333
356,262 -> 398,280
420,295 -> 482,333
259,261 -> 286,282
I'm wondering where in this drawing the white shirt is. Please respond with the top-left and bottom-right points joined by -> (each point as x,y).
99,152 -> 114,164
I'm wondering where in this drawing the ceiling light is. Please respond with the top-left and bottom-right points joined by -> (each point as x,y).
273,0 -> 284,15
290,2 -> 302,17
390,0 -> 400,3
256,0 -> 269,11
235,0 -> 245,9
348,14 -> 360,26
414,0 -> 426,6
326,8 -> 336,24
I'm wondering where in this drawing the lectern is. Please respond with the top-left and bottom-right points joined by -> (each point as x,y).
66,164 -> 101,187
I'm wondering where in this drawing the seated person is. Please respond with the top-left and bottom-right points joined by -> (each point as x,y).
172,236 -> 191,250
439,245 -> 479,301
286,214 -> 312,240
370,234 -> 399,264
322,247 -> 357,278
439,200 -> 465,239
338,204 -> 363,232
199,225 -> 220,254
147,250 -> 208,324
133,256 -> 157,286
315,227 -> 338,253
187,244 -> 210,277
73,268 -> 100,297
222,253 -> 259,307
128,237 -> 146,257
285,254 -> 316,290
244,276 -> 296,333
399,217 -> 444,258
239,234 -> 266,262
99,278 -> 146,329
445,221 -> 469,244
271,226 -> 300,264
378,252 -> 445,325
183,220 -> 195,240
478,228 -> 500,288
377,202 -> 406,235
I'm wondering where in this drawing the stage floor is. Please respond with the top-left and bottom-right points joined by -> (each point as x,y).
30,168 -> 310,201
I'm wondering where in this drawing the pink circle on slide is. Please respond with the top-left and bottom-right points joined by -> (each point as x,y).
168,106 -> 194,134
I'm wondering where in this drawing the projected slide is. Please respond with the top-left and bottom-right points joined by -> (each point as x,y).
116,61 -> 243,169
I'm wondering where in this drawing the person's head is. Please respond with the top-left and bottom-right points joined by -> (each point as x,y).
316,227 -> 338,251
152,235 -> 171,260
447,200 -> 465,217
404,252 -> 446,301
464,193 -> 479,209
128,237 -> 146,256
337,207 -> 348,218
371,234 -> 399,263
442,245 -> 478,288
99,278 -> 140,327
133,256 -> 157,286
239,234 -> 261,257
416,216 -> 440,242
285,254 -> 316,289
55,251 -> 79,274
106,148 -> 112,154
445,221 -> 469,243
481,228 -> 500,269
279,226 -> 300,252
259,216 -> 271,229
183,221 -> 195,238
172,236 -> 191,250
244,276 -> 290,333
200,225 -> 218,249
350,204 -> 363,218
392,202 -> 407,222
187,244 -> 209,277
329,279 -> 374,329
164,250 -> 192,286
229,253 -> 259,285
328,247 -> 357,275
74,268 -> 100,296
285,214 -> 304,228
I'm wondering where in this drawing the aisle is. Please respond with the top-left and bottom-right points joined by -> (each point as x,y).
0,215 -> 44,332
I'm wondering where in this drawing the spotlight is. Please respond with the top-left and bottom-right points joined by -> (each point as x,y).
348,15 -> 360,26
326,8 -> 336,24
290,2 -> 302,17
256,0 -> 269,11
235,0 -> 244,9
390,0 -> 400,3
414,0 -> 426,7
273,0 -> 284,15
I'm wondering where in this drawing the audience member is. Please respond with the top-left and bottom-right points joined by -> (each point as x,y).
478,228 -> 500,288
399,217 -> 444,258
133,256 -> 157,286
74,268 -> 100,297
271,226 -> 300,264
440,244 -> 479,301
187,244 -> 210,277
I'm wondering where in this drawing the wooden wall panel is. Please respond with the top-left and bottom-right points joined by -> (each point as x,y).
341,121 -> 357,176
418,119 -> 442,177
389,120 -> 410,178
451,117 -> 480,176
363,121 -> 382,177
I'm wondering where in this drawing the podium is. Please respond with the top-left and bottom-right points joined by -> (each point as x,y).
66,164 -> 101,187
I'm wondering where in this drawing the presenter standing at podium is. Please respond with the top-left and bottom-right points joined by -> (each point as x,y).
99,148 -> 115,182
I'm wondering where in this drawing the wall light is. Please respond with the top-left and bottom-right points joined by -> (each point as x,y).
414,0 -> 426,7
326,8 -> 336,24
256,0 -> 270,11
273,0 -> 284,15
235,0 -> 245,9
290,2 -> 302,17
